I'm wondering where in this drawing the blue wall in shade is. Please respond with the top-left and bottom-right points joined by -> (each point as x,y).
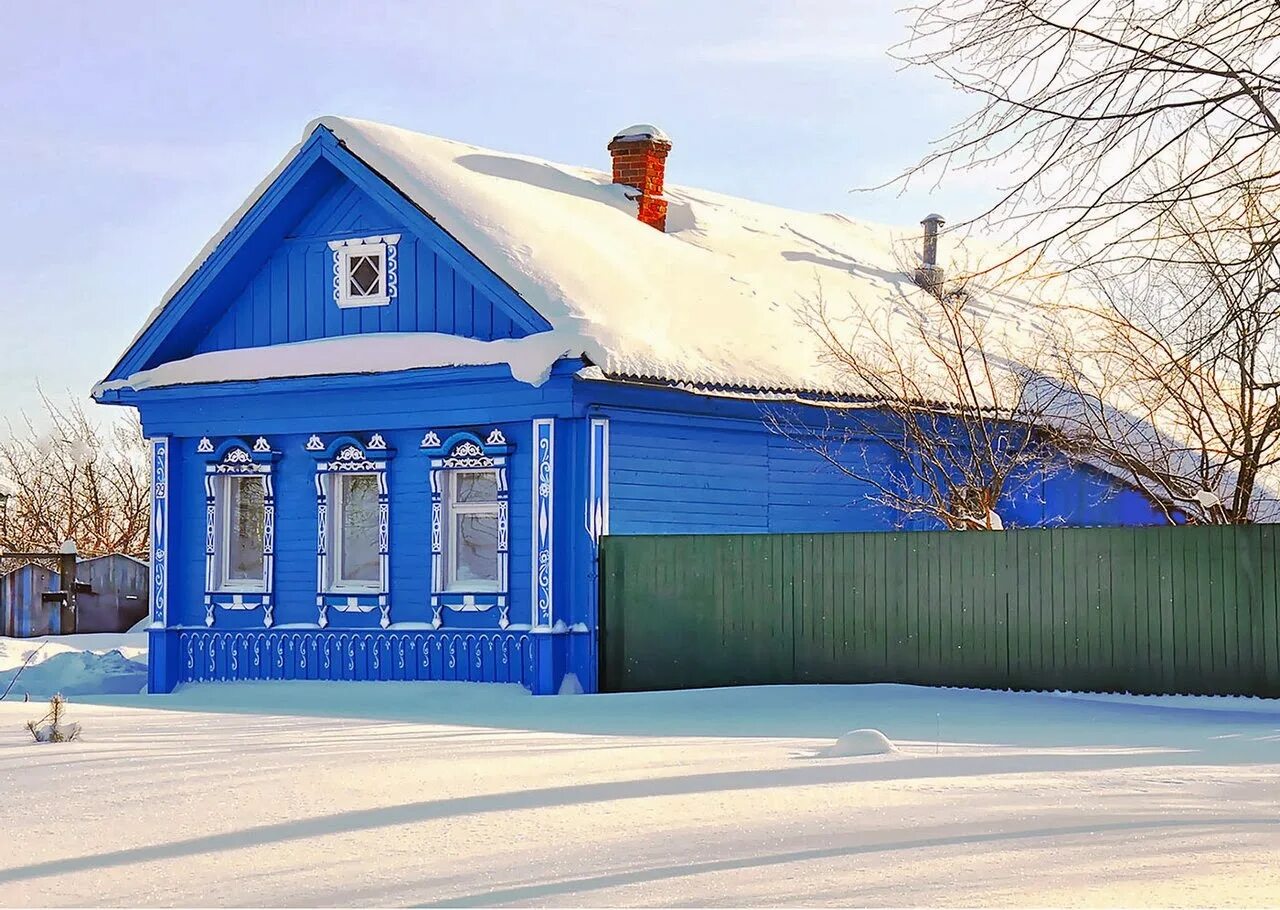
577,382 -> 1169,535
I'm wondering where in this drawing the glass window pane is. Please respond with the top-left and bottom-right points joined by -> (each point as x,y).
227,476 -> 264,582
455,470 -> 498,504
453,513 -> 498,584
339,474 -> 380,584
348,254 -> 382,297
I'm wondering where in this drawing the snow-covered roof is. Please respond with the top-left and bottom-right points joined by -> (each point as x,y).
106,115 -> 1062,400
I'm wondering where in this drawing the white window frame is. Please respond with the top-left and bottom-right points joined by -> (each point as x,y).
444,468 -> 502,593
325,471 -> 384,594
215,474 -> 268,593
329,234 -> 399,309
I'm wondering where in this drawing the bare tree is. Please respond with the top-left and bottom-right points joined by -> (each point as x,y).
0,395 -> 149,573
770,269 -> 1085,529
1052,182 -> 1280,522
895,0 -> 1280,279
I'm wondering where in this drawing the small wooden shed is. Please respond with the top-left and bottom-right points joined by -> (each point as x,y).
75,554 -> 150,633
0,554 -> 149,638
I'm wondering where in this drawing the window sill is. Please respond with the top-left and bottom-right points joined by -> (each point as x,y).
322,585 -> 384,596
336,295 -> 390,309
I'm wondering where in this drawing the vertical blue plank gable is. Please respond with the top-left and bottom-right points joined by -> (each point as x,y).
190,174 -> 528,354
104,126 -> 550,385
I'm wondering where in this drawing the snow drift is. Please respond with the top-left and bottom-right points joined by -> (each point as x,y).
0,634 -> 147,699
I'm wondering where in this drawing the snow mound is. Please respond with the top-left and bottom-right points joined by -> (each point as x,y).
0,634 -> 148,698
822,728 -> 898,757
0,650 -> 146,698
557,673 -> 584,696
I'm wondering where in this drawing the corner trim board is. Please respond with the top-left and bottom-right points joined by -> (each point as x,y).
532,418 -> 555,626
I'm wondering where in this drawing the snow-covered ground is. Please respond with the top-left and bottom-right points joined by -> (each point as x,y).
0,632 -> 147,699
1,680 -> 1277,907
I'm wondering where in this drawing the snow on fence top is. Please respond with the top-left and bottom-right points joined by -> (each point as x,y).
105,115 -> 1071,400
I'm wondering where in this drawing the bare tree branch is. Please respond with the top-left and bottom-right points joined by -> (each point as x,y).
0,396 -> 149,574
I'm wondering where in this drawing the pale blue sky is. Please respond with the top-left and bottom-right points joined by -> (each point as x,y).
0,1 -> 996,426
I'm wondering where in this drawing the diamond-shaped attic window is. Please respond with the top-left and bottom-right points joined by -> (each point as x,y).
348,254 -> 382,298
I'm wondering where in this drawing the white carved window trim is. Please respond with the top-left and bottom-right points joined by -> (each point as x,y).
328,234 -> 399,309
199,437 -> 279,628
443,469 -> 502,594
422,429 -> 512,629
214,474 -> 268,593
325,472 -> 384,594
310,434 -> 394,629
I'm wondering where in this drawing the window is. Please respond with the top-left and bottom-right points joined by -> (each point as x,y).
423,429 -> 510,626
199,436 -> 278,627
327,473 -> 382,592
329,235 -> 398,309
444,469 -> 501,591
216,475 -> 267,591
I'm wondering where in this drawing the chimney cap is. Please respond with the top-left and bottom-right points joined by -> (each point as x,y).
611,123 -> 671,145
921,213 -> 946,227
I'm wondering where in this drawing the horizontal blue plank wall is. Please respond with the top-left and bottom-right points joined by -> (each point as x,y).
601,409 -> 908,534
607,412 -> 770,534
193,172 -> 528,354
164,425 -> 536,631
592,394 -> 1169,534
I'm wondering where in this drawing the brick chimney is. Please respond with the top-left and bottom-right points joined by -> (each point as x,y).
608,124 -> 672,231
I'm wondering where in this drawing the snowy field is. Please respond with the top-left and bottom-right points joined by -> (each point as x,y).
1,672 -> 1277,908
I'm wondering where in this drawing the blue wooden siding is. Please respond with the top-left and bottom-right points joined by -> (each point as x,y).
193,177 -> 527,355
603,411 -> 903,534
608,414 -> 770,534
597,402 -> 1168,535
165,425 -> 528,631
150,371 -> 580,633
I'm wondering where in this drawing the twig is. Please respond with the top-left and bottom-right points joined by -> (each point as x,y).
0,643 -> 47,702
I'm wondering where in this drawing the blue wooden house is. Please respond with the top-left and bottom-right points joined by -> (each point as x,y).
94,117 -> 1166,695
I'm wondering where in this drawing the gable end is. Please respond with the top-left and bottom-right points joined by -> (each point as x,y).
101,126 -> 551,386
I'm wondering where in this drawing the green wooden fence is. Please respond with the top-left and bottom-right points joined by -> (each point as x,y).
598,525 -> 1280,697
